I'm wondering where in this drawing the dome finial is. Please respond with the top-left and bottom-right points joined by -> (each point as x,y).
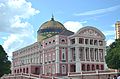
51,14 -> 54,21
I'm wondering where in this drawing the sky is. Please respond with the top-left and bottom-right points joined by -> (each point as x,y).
0,0 -> 120,60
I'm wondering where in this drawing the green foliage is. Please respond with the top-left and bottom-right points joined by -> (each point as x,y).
0,45 -> 11,77
105,39 -> 120,69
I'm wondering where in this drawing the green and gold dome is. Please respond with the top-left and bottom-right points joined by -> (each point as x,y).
37,16 -> 67,42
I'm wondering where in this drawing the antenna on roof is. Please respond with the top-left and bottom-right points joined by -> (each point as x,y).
51,14 -> 54,21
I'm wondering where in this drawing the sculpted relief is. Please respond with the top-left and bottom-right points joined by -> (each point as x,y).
79,29 -> 102,38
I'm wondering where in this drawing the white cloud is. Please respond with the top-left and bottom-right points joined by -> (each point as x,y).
74,5 -> 120,16
102,30 -> 115,46
0,0 -> 39,60
111,24 -> 115,28
0,0 -> 40,33
106,39 -> 115,46
1,37 -> 7,40
3,34 -> 18,50
64,21 -> 84,32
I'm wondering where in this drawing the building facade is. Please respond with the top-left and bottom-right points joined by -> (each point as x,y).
11,17 -> 106,78
115,21 -> 120,39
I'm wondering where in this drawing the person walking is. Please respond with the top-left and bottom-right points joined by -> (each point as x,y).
108,74 -> 112,79
113,75 -> 117,79
117,73 -> 120,79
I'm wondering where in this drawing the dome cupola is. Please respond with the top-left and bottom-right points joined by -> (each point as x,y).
37,16 -> 66,42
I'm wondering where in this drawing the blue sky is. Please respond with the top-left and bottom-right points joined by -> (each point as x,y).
0,0 -> 120,59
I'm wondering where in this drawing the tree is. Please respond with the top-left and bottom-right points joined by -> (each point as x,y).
0,45 -> 11,77
105,39 -> 120,70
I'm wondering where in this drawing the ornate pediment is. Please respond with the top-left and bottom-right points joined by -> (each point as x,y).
78,28 -> 103,38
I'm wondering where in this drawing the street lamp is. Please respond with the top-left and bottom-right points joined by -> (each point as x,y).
81,72 -> 83,79
96,70 -> 99,79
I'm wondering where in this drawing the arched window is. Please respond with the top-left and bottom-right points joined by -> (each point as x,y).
62,65 -> 66,74
96,65 -> 99,70
20,68 -> 22,73
26,68 -> 28,73
92,64 -> 95,70
23,68 -> 25,73
40,67 -> 43,74
35,67 -> 39,75
61,39 -> 65,42
53,40 -> 55,42
17,69 -> 19,73
82,64 -> 85,71
87,64 -> 90,71
101,65 -> 104,70
70,64 -> 76,72
14,70 -> 16,73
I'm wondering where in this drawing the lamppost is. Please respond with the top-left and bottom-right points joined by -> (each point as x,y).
81,72 -> 83,79
96,70 -> 99,79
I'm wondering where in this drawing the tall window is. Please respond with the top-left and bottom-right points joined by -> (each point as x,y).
79,47 -> 84,61
99,40 -> 103,46
62,65 -> 66,74
90,48 -> 94,61
52,65 -> 55,74
86,48 -> 89,60
72,48 -> 75,61
26,68 -> 28,73
94,40 -> 98,45
95,49 -> 98,61
79,38 -> 84,44
85,39 -> 89,44
71,39 -> 75,44
62,48 -> 66,61
90,39 -> 93,45
48,66 -> 51,74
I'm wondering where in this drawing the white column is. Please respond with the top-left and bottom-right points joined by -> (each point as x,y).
75,37 -> 78,44
103,48 -> 106,69
83,38 -> 84,44
68,48 -> 71,62
42,51 -> 45,74
68,48 -> 71,72
68,38 -> 71,72
98,48 -> 100,62
55,46 -> 60,73
89,48 -> 91,61
75,47 -> 81,72
68,37 -> 71,46
84,47 -> 86,61
93,48 -> 95,61
56,35 -> 59,44
97,48 -> 99,61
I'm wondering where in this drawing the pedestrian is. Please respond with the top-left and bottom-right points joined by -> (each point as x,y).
108,74 -> 112,79
113,75 -> 117,79
117,73 -> 120,79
